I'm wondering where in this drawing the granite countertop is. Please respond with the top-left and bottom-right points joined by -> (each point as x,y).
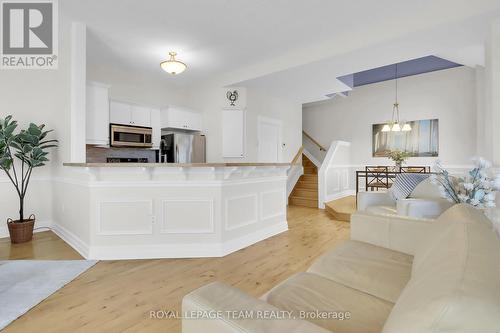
63,162 -> 292,168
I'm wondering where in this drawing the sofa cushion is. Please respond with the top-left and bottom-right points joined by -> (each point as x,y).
264,272 -> 393,333
382,204 -> 500,333
307,240 -> 412,303
396,198 -> 454,219
365,205 -> 397,216
408,177 -> 442,199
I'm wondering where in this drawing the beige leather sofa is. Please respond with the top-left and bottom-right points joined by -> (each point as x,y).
357,178 -> 454,219
182,204 -> 500,332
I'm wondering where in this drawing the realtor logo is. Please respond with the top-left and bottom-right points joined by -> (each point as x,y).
1,0 -> 58,69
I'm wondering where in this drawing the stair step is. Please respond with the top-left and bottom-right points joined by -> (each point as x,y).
296,180 -> 318,190
289,196 -> 318,208
325,205 -> 351,222
324,196 -> 356,222
292,188 -> 318,199
303,166 -> 317,174
301,174 -> 318,182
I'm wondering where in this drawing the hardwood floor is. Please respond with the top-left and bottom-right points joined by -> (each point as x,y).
0,230 -> 83,260
1,205 -> 350,333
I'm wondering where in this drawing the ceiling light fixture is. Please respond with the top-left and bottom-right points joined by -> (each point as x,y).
160,52 -> 187,75
382,63 -> 411,132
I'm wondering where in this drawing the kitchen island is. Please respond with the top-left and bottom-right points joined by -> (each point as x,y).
56,163 -> 291,260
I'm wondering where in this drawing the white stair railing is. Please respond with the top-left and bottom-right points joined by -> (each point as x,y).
302,131 -> 327,167
287,147 -> 304,198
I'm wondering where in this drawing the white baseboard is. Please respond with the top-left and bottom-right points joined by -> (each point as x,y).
1,218 -> 288,260
88,220 -> 288,260
51,223 -> 90,259
325,190 -> 356,203
0,220 -> 52,239
221,220 -> 288,256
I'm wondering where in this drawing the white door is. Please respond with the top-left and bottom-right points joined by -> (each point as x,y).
258,117 -> 281,162
110,101 -> 131,125
130,105 -> 151,127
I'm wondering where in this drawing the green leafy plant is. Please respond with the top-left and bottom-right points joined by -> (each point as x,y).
387,150 -> 410,165
0,115 -> 57,222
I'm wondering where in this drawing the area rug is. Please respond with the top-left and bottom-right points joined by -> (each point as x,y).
0,260 -> 97,330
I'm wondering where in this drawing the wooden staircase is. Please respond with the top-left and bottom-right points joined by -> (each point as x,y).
289,155 -> 318,208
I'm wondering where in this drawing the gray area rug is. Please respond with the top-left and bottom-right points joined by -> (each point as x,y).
0,260 -> 97,330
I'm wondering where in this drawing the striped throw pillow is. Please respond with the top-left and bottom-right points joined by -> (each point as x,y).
389,173 -> 430,200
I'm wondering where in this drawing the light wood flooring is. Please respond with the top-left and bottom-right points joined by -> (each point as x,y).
0,230 -> 82,260
1,205 -> 350,333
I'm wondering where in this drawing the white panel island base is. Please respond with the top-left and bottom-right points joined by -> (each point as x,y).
57,163 -> 290,260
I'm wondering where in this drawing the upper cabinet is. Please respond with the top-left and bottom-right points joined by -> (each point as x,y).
161,106 -> 202,131
130,105 -> 151,127
222,108 -> 245,158
109,101 -> 130,125
86,81 -> 110,146
110,101 -> 151,127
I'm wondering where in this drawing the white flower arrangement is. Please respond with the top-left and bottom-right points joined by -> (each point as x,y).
431,158 -> 500,209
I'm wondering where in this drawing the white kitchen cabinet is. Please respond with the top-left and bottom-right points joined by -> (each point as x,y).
86,81 -> 110,145
131,105 -> 151,127
222,108 -> 245,158
110,101 -> 132,125
150,108 -> 161,149
161,106 -> 202,131
110,101 -> 151,127
186,110 -> 202,131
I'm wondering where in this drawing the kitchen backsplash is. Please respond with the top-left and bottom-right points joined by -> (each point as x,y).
86,145 -> 158,163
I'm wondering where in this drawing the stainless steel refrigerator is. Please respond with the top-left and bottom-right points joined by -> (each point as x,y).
160,132 -> 206,163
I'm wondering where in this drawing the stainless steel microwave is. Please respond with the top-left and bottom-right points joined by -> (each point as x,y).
110,124 -> 153,148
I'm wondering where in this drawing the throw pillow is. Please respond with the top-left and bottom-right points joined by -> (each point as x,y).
389,173 -> 430,200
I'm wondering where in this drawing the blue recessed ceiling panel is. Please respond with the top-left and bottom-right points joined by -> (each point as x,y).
337,56 -> 462,89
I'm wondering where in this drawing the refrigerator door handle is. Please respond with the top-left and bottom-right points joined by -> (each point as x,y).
175,144 -> 179,163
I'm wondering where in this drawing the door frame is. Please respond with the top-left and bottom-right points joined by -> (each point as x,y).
257,115 -> 283,163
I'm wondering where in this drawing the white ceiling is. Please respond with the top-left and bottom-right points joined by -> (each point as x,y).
61,0 -> 500,100
240,13 -> 495,104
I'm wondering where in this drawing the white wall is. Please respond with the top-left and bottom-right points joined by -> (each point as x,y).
0,13 -> 73,236
87,65 -> 189,108
187,85 -> 302,163
303,66 -> 478,167
486,19 -> 500,166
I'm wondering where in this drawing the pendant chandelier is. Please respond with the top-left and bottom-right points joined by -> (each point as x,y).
160,52 -> 187,75
381,64 -> 411,132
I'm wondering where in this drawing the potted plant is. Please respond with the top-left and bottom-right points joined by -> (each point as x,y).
0,115 -> 57,243
388,150 -> 410,171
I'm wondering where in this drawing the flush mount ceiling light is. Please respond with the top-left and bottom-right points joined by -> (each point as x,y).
382,64 -> 411,132
160,52 -> 187,75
